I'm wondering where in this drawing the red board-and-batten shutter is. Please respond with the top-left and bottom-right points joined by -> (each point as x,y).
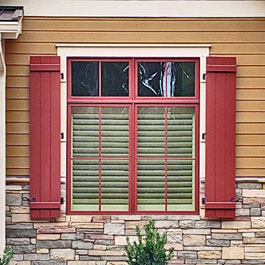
30,56 -> 61,219
205,57 -> 237,219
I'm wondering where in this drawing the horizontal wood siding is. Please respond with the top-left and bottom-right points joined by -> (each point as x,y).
5,17 -> 265,177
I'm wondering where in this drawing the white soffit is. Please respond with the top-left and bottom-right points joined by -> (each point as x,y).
1,0 -> 265,17
0,21 -> 22,39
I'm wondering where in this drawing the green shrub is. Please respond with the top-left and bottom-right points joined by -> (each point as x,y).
125,220 -> 174,265
0,247 -> 13,265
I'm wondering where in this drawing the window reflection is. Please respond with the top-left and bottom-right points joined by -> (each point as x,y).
72,62 -> 99,96
138,62 -> 195,97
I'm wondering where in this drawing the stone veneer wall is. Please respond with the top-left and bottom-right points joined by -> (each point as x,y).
5,180 -> 265,265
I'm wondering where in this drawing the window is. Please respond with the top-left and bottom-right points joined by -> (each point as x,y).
67,58 -> 199,214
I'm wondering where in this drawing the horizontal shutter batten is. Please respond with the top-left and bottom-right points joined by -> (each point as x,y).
30,202 -> 61,209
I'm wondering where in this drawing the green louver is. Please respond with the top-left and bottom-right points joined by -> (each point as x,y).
71,107 -> 129,211
137,107 -> 195,211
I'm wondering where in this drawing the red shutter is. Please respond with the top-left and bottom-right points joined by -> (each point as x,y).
30,56 -> 61,219
205,57 -> 236,219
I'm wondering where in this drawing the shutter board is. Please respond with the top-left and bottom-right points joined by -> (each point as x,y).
205,57 -> 236,219
30,56 -> 61,219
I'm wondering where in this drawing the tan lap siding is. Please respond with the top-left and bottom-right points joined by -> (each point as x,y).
5,17 -> 265,177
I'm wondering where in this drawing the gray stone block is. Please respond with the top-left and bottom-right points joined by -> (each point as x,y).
6,238 -> 30,245
179,220 -> 195,228
32,261 -> 66,265
238,183 -> 262,189
206,239 -> 230,246
212,233 -> 242,240
6,229 -> 36,238
79,256 -> 101,261
72,241 -> 93,249
24,254 -> 50,260
36,240 -> 72,249
6,223 -> 33,229
195,220 -> 221,229
6,194 -> 21,206
178,251 -> 197,259
250,208 -> 261,216
13,245 -> 36,254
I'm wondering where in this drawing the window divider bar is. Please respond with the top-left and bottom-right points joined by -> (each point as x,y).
165,106 -> 168,212
99,106 -> 102,211
99,61 -> 102,97
137,157 -> 196,161
133,104 -> 138,214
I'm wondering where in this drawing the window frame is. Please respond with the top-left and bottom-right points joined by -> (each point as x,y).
64,54 -> 204,215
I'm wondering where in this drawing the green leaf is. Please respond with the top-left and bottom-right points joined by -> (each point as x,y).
0,247 -> 14,265
125,220 -> 174,265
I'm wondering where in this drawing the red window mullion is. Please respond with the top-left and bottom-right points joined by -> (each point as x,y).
133,104 -> 138,214
99,61 -> 102,97
165,63 -> 168,211
99,106 -> 102,211
165,106 -> 168,211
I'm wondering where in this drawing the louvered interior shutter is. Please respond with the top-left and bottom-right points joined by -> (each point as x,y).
30,56 -> 61,218
137,106 -> 196,211
71,106 -> 130,211
205,57 -> 236,219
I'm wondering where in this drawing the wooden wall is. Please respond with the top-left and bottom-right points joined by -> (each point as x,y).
5,17 -> 265,177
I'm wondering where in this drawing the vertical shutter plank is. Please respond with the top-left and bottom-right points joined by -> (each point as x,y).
215,58 -> 226,218
225,58 -> 237,218
29,56 -> 41,219
50,56 -> 61,218
40,56 -> 51,218
205,57 -> 236,219
30,56 -> 61,219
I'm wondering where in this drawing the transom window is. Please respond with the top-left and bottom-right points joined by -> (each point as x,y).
67,58 -> 199,214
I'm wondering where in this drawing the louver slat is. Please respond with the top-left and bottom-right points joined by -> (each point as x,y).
137,107 -> 195,212
71,107 -> 129,212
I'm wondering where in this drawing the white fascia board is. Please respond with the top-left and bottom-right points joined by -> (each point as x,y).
1,0 -> 265,17
0,19 -> 22,39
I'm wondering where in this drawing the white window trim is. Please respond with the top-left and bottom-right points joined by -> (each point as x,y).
57,44 -> 210,212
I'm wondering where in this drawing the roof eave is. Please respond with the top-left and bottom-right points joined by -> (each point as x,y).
0,15 -> 23,39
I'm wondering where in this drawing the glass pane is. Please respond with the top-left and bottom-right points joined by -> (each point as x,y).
137,107 -> 165,157
71,160 -> 99,211
167,160 -> 195,211
101,160 -> 129,211
102,62 -> 129,96
138,62 -> 166,97
137,160 -> 165,211
101,107 -> 129,158
72,62 -> 99,96
138,62 -> 195,97
168,62 -> 195,97
72,107 -> 99,157
167,107 -> 195,158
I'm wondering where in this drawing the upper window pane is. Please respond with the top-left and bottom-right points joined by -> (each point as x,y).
138,62 -> 195,97
138,62 -> 166,97
102,62 -> 129,97
72,62 -> 99,96
171,62 -> 195,97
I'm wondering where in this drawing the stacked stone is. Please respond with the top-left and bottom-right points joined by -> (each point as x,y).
5,180 -> 265,264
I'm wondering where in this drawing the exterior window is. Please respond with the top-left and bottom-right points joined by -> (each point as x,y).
67,58 -> 199,214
